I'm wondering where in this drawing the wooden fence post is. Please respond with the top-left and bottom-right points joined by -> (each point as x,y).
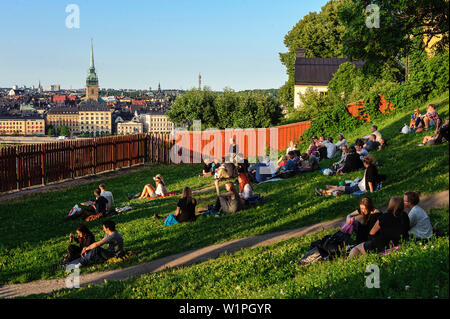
41,144 -> 45,186
15,147 -> 20,191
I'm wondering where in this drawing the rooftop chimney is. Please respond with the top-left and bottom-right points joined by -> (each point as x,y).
296,48 -> 306,58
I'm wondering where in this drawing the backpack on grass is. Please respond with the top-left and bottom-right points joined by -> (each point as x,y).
298,230 -> 351,266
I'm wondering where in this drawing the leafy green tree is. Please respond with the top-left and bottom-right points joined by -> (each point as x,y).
279,0 -> 350,107
47,125 -> 56,136
338,0 -> 449,72
59,125 -> 70,137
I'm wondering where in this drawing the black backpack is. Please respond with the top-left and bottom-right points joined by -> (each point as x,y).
298,230 -> 350,266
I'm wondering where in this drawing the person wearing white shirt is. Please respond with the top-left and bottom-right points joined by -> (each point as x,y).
363,125 -> 382,141
99,184 -> 114,213
335,134 -> 349,150
318,137 -> 337,159
263,155 -> 277,176
403,191 -> 433,239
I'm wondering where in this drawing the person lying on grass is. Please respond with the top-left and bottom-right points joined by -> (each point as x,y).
65,188 -> 109,221
59,224 -> 96,265
345,197 -> 382,245
139,174 -> 168,199
154,187 -> 197,225
213,179 -> 240,214
420,119 -> 449,146
348,197 -> 409,258
335,146 -> 364,175
316,155 -> 380,196
403,191 -> 433,240
64,220 -> 124,269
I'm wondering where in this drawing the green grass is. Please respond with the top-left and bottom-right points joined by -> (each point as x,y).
28,207 -> 449,299
0,94 -> 448,288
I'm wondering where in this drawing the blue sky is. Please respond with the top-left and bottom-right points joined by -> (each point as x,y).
0,0 -> 328,91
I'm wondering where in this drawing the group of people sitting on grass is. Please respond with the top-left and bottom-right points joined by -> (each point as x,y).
408,104 -> 449,146
347,191 -> 434,258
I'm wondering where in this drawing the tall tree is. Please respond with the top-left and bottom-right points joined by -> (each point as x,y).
338,0 -> 449,72
279,0 -> 351,108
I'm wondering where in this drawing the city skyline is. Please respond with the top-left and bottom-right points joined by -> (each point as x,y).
0,0 -> 328,91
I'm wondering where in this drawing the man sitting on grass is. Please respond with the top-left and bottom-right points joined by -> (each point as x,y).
363,134 -> 381,152
363,125 -> 382,142
65,220 -> 124,269
99,184 -> 114,214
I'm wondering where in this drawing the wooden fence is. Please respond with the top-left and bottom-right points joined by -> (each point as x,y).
0,134 -> 173,193
0,121 -> 311,194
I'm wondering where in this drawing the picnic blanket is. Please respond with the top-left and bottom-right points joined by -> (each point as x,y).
146,191 -> 177,200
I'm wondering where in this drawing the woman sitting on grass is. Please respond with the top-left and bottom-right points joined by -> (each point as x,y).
335,146 -> 364,175
345,197 -> 382,244
60,224 -> 96,264
238,172 -> 253,205
155,187 -> 197,226
213,179 -> 240,214
139,174 -> 168,199
316,155 -> 380,196
348,197 -> 410,258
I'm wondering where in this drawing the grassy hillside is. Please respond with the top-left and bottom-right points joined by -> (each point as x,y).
29,206 -> 449,299
0,94 -> 448,286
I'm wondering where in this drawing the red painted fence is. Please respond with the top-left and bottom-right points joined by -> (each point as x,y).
346,94 -> 395,122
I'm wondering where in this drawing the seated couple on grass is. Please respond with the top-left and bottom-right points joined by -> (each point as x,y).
62,220 -> 124,269
411,104 -> 442,133
65,185 -> 114,221
316,155 -> 384,196
347,192 -> 433,258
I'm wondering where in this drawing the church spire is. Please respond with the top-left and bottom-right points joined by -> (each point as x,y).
90,38 -> 95,70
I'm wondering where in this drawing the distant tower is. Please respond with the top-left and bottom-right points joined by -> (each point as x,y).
198,73 -> 201,90
86,39 -> 99,101
158,82 -> 161,93
38,80 -> 42,94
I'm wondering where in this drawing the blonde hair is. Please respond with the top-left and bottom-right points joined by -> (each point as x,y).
182,186 -> 194,204
387,197 -> 405,218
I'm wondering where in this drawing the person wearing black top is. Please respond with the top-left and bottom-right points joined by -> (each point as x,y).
62,224 -> 95,263
200,158 -> 213,177
345,197 -> 382,244
175,187 -> 197,223
337,146 -> 364,174
65,188 -> 109,221
316,155 -> 381,196
349,197 -> 410,258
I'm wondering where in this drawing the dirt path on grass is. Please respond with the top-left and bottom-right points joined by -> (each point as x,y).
0,190 -> 448,299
